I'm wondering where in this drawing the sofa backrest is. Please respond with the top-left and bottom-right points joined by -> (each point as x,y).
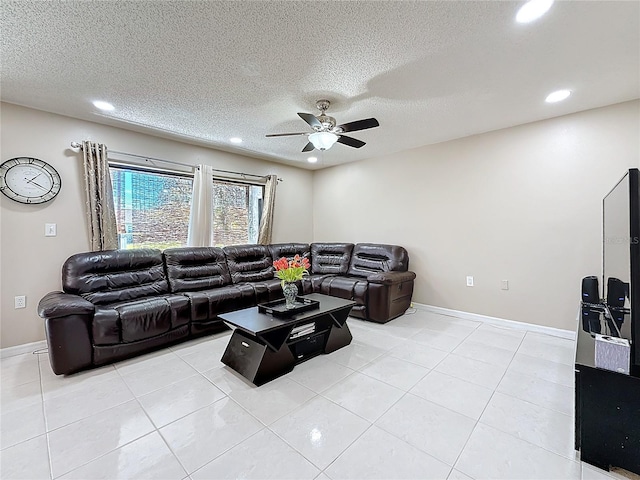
163,247 -> 231,293
310,243 -> 354,275
223,244 -> 273,283
269,243 -> 310,262
347,243 -> 409,278
62,249 -> 169,305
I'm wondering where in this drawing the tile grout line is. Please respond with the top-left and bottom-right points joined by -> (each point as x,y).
257,354 -> 424,475
187,426 -> 274,479
188,369 -> 327,473
11,316 -> 583,480
322,316 -> 486,471
450,331 -> 582,476
264,389 -> 382,476
448,329 -> 527,475
36,352 -> 54,480
114,360 -> 192,477
346,322 -> 488,422
114,339 -> 272,478
44,346 -> 220,479
46,361 -> 180,479
361,390 -> 459,473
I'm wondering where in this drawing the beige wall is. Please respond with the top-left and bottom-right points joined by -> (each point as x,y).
2,100 -> 638,348
313,100 -> 640,331
0,102 -> 314,348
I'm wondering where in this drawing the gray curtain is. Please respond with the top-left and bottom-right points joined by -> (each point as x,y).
82,141 -> 118,251
258,174 -> 278,244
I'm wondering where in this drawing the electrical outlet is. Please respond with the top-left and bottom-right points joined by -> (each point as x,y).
466,276 -> 474,287
501,280 -> 509,290
14,295 -> 26,309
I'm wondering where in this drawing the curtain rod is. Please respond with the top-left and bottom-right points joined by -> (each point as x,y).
70,142 -> 282,182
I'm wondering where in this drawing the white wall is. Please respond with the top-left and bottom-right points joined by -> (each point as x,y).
0,103 -> 314,348
313,100 -> 640,331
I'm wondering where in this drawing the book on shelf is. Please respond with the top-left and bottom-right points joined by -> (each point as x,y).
290,323 -> 315,339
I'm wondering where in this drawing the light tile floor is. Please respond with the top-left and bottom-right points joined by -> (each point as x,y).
0,309 -> 636,479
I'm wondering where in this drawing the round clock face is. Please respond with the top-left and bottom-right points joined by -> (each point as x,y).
0,157 -> 62,204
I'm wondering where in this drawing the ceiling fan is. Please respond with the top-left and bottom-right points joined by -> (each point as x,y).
266,100 -> 379,152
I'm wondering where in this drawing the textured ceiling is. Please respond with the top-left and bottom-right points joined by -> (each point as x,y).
1,1 -> 638,170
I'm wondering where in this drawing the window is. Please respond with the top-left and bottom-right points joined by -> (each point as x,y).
110,165 -> 264,250
213,181 -> 263,246
110,167 -> 192,249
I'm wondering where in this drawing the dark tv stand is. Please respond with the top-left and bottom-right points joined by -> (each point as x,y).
575,311 -> 640,474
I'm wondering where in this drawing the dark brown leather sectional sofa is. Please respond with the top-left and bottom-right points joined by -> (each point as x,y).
38,242 -> 416,375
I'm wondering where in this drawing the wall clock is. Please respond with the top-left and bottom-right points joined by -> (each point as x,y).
0,157 -> 62,204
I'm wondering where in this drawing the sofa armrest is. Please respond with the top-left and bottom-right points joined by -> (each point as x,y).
38,292 -> 95,375
367,271 -> 416,286
38,291 -> 95,319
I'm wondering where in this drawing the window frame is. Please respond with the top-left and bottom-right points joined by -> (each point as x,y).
108,161 -> 265,249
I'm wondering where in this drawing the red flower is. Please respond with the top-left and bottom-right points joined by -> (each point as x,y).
273,257 -> 290,271
272,256 -> 310,283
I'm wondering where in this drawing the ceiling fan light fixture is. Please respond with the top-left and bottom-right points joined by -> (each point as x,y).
93,100 -> 115,111
309,132 -> 339,150
516,0 -> 554,23
545,89 -> 571,103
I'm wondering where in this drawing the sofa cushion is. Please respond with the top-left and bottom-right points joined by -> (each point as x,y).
224,245 -> 273,284
119,298 -> 172,343
310,243 -> 354,275
92,307 -> 120,345
347,243 -> 409,278
92,294 -> 189,345
246,278 -> 284,303
164,247 -> 232,293
185,284 -> 255,322
63,249 -> 169,305
300,274 -> 336,295
319,276 -> 368,306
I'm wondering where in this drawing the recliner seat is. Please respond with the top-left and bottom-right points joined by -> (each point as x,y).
40,249 -> 191,374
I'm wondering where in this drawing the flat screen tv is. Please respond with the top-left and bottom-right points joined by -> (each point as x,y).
603,168 -> 640,373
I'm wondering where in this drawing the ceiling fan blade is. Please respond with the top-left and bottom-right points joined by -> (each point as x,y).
298,112 -> 322,128
337,118 -> 379,133
337,135 -> 366,148
302,142 -> 315,152
265,132 -> 309,137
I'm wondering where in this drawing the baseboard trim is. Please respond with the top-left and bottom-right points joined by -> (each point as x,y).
412,303 -> 576,340
0,340 -> 47,359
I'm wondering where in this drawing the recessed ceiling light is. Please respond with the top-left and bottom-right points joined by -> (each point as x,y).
307,156 -> 318,163
92,100 -> 115,111
516,0 -> 554,23
230,137 -> 243,144
545,89 -> 571,103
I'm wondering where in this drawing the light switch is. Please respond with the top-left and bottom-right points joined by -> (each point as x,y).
45,223 -> 57,236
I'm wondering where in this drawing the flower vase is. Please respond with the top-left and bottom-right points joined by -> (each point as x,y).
282,282 -> 298,309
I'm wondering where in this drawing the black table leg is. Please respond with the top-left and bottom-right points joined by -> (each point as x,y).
221,329 -> 295,386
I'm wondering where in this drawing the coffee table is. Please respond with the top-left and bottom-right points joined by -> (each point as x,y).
219,293 -> 355,386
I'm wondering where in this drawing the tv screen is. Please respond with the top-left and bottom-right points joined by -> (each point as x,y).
603,168 -> 640,371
